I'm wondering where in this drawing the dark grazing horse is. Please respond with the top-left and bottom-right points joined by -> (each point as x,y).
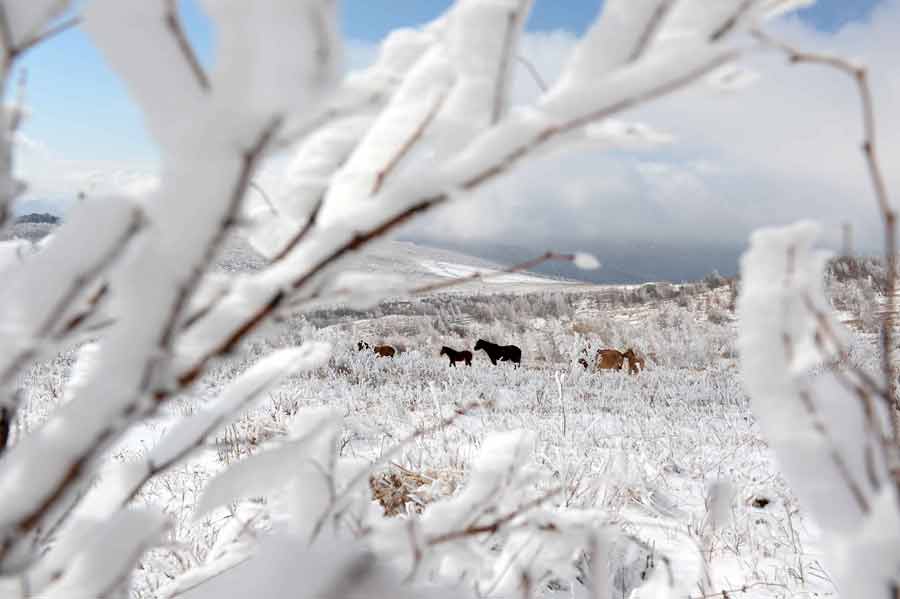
474,339 -> 521,366
357,340 -> 371,351
440,346 -> 472,367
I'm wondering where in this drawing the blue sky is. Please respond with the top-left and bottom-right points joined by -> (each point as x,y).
13,1 -> 884,173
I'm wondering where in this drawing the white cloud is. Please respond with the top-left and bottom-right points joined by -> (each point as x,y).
14,133 -> 160,209
13,3 -> 900,266
405,2 -> 900,257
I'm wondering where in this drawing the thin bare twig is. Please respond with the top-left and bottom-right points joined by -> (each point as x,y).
753,27 -> 900,438
164,0 -> 209,91
515,55 -> 548,92
628,0 -> 675,62
803,294 -> 892,405
710,0 -> 755,42
14,16 -> 81,58
249,180 -> 278,215
269,196 -> 324,263
425,486 -> 563,546
371,89 -> 449,196
493,2 -> 531,123
803,293 -> 890,493
0,5 -> 15,62
687,580 -> 789,599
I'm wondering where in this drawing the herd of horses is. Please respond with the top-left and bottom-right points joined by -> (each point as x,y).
357,339 -> 645,374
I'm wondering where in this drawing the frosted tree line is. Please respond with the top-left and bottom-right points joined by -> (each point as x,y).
0,0 -> 896,597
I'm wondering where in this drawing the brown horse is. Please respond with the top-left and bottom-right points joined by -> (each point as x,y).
595,349 -> 625,372
623,349 -> 645,375
373,345 -> 396,358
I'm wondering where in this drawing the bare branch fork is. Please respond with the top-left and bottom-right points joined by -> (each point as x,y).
752,27 -> 900,439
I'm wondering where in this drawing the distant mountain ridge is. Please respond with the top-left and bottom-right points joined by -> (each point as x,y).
3,219 -> 566,288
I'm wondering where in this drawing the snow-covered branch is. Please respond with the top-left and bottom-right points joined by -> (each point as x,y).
0,0 -> 819,596
738,222 -> 899,596
753,26 -> 900,438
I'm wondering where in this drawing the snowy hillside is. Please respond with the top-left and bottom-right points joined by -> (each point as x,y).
11,228 -> 886,599
219,231 -> 568,289
6,220 -> 566,289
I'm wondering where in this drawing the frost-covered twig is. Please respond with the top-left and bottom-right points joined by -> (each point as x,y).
11,15 -> 80,59
687,580 -> 789,599
370,89 -> 448,196
628,0 -> 675,62
425,486 -> 562,546
515,55 -> 548,92
491,0 -> 532,123
163,0 -> 208,91
753,27 -> 900,435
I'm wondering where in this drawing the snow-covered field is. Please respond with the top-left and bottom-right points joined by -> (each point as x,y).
10,231 -> 881,598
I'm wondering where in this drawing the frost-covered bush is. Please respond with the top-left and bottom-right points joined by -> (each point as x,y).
0,1 -> 824,598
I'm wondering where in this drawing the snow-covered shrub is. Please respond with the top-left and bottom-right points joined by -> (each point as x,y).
738,222 -> 900,597
0,1 -> 820,597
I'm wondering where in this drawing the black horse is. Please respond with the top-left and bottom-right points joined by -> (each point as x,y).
440,346 -> 472,367
474,339 -> 522,366
357,340 -> 371,351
